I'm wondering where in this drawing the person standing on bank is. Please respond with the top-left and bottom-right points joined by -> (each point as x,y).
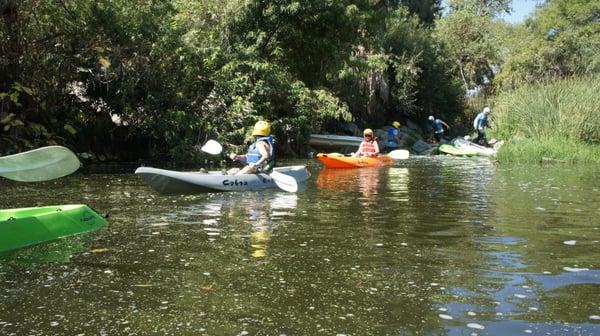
353,128 -> 380,157
387,121 -> 402,150
228,120 -> 275,175
428,115 -> 450,143
473,107 -> 491,145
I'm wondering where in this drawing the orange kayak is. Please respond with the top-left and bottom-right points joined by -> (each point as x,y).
316,153 -> 395,168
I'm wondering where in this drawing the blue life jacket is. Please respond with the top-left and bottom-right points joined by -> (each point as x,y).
387,127 -> 399,146
432,119 -> 444,133
246,136 -> 275,170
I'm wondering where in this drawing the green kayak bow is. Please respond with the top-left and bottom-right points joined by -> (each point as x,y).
0,204 -> 107,253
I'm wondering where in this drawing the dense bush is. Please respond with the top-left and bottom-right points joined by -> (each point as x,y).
492,75 -> 600,163
1,0 -> 466,162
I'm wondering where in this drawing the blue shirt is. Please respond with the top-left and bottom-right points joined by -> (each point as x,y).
474,112 -> 488,130
432,119 -> 444,133
387,127 -> 399,146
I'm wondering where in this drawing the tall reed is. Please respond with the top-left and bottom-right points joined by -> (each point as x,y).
492,76 -> 600,163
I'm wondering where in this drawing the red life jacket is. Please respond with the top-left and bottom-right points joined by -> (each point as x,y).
361,139 -> 378,154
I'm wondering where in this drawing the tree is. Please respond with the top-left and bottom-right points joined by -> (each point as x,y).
434,0 -> 511,91
495,0 -> 600,89
390,0 -> 443,25
445,0 -> 511,16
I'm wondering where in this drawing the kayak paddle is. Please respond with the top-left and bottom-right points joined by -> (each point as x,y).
200,139 -> 223,156
200,139 -> 298,193
0,146 -> 81,182
388,149 -> 410,160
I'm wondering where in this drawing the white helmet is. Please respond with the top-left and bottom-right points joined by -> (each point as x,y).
483,107 -> 491,114
428,116 -> 434,121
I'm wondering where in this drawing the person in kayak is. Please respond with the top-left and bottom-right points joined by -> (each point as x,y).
386,121 -> 402,150
353,128 -> 380,157
473,107 -> 491,145
228,120 -> 275,175
428,115 -> 450,143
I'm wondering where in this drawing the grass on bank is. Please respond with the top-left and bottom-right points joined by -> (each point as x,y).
491,75 -> 600,164
495,137 -> 600,164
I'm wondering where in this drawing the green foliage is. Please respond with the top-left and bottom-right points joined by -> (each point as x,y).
493,75 -> 600,163
446,0 -> 512,16
382,8 -> 462,119
1,0 -> 461,161
397,0 -> 442,25
495,0 -> 600,89
435,4 -> 501,91
435,0 -> 600,163
332,5 -> 462,126
223,0 -> 359,86
209,58 -> 352,153
493,75 -> 600,144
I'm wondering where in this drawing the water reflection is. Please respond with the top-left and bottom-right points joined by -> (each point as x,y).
434,163 -> 600,335
0,239 -> 90,264
248,193 -> 298,258
135,192 -> 298,258
387,167 -> 409,202
316,168 -> 382,198
1,161 -> 599,335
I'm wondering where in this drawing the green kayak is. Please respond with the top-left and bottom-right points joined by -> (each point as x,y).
0,204 -> 107,253
438,144 -> 478,157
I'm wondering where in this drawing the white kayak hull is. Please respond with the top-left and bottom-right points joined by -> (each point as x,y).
135,166 -> 310,195
309,134 -> 362,147
452,138 -> 497,157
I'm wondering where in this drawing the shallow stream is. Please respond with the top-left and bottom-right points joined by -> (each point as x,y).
1,157 -> 599,335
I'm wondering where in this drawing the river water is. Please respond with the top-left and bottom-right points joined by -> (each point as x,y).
0,157 -> 599,335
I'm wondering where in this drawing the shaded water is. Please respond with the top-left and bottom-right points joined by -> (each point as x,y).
1,157 -> 599,335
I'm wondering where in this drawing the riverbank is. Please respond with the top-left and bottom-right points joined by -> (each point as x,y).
492,76 -> 600,164
495,138 -> 600,164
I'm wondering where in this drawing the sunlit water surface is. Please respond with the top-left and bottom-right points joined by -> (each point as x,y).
1,157 -> 599,335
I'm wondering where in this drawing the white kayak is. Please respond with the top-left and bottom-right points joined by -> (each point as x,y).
452,138 -> 497,157
135,166 -> 310,195
309,134 -> 362,147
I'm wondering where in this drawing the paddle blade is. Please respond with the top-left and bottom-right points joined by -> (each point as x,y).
200,140 -> 223,155
270,171 -> 298,193
0,146 -> 81,182
388,149 -> 409,160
